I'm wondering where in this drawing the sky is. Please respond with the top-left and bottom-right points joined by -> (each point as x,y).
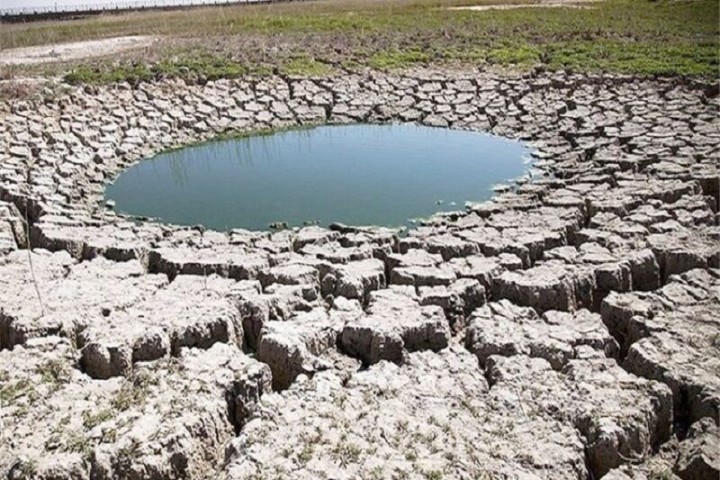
1,0 -> 244,12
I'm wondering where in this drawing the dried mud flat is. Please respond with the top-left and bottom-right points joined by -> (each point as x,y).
0,67 -> 718,480
0,36 -> 159,66
447,0 -> 599,12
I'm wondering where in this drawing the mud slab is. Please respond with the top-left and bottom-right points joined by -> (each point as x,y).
0,67 -> 718,479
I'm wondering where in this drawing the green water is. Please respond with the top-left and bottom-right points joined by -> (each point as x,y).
105,124 -> 531,231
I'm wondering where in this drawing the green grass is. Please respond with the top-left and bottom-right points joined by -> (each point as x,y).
546,41 -> 719,76
110,371 -> 156,411
281,56 -> 336,76
63,431 -> 92,455
36,359 -> 72,394
487,44 -> 542,67
423,471 -> 444,480
64,50 -> 260,85
82,408 -> 115,430
1,0 -> 717,83
0,377 -> 35,403
369,49 -> 430,69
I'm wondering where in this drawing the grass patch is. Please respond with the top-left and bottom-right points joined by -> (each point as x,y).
110,371 -> 156,411
332,441 -> 362,467
0,378 -> 35,403
424,471 -> 443,480
281,56 -> 335,76
0,0 -> 717,81
64,431 -> 92,454
14,461 -> 38,478
155,124 -> 320,156
36,359 -> 72,386
64,50 -> 260,85
487,44 -> 541,67
440,45 -> 487,65
546,41 -> 719,76
298,443 -> 314,465
369,49 -> 430,70
82,408 -> 116,430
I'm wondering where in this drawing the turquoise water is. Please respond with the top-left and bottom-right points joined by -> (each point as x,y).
105,124 -> 531,231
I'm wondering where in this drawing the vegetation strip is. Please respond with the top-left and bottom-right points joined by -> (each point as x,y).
0,0 -> 717,83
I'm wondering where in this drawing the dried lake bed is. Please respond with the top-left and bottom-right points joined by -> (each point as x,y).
0,68 -> 718,479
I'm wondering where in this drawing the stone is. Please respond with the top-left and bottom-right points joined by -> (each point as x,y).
293,226 -> 339,250
487,355 -> 672,478
329,258 -> 386,302
418,278 -> 486,332
300,241 -> 376,264
674,418 -> 720,480
604,417 -> 719,480
494,261 -> 594,313
0,339 -> 270,480
238,283 -> 320,350
400,233 -> 480,261
647,228 -> 720,281
340,289 -> 450,365
32,220 -> 159,262
447,254 -> 508,293
0,200 -> 26,250
226,347 -> 588,480
77,274 -> 247,379
390,264 -> 457,288
256,308 -> 344,390
602,269 -> 720,424
385,248 -> 443,272
0,254 -> 166,350
148,245 -> 271,281
466,300 -> 618,369
257,263 -> 320,288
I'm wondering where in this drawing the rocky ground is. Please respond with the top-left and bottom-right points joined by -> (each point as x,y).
0,67 -> 718,479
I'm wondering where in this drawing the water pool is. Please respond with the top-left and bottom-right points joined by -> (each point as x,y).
105,124 -> 531,231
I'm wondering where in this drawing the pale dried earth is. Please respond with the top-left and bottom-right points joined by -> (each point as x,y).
0,36 -> 160,66
447,0 -> 599,12
0,67 -> 718,480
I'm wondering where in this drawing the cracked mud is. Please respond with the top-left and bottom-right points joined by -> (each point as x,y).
0,68 -> 718,480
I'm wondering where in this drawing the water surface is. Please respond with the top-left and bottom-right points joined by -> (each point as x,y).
106,124 -> 531,231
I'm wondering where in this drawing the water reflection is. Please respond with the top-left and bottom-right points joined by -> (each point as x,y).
106,124 -> 531,231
